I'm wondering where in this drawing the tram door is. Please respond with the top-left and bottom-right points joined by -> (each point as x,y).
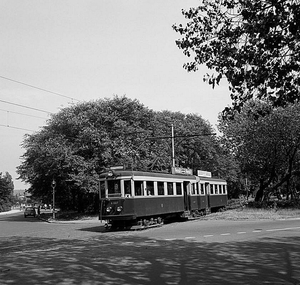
183,181 -> 191,211
205,182 -> 211,211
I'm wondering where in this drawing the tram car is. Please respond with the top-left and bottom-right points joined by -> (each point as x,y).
98,167 -> 227,229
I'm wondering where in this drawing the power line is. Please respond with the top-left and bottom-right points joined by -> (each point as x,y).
0,124 -> 36,132
0,75 -> 81,102
0,108 -> 48,120
147,133 -> 216,140
0,99 -> 52,114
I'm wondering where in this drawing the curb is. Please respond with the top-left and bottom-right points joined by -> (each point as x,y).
37,215 -> 102,224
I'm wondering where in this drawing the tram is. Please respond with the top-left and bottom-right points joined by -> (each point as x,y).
98,167 -> 227,229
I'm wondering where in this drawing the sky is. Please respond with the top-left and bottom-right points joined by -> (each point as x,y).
0,0 -> 231,190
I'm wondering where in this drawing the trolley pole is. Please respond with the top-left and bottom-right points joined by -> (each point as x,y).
52,179 -> 56,220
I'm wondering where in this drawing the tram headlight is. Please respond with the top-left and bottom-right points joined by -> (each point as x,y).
116,206 -> 123,212
106,206 -> 112,213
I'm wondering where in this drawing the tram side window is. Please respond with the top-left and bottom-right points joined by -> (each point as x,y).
146,181 -> 154,196
191,184 -> 195,195
210,184 -> 214,195
215,184 -> 218,194
134,181 -> 143,196
167,182 -> 173,195
176,183 -> 182,195
194,183 -> 198,195
99,181 -> 106,198
124,180 -> 131,196
158,182 -> 164,195
107,180 -> 121,197
200,184 -> 204,195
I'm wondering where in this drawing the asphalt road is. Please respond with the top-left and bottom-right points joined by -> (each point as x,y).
1,211 -> 300,285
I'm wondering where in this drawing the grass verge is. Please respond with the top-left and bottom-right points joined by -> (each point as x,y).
203,207 -> 300,220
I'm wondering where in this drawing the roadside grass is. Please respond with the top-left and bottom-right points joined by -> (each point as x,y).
203,207 -> 300,220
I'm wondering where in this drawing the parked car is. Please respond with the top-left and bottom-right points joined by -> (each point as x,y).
24,206 -> 36,218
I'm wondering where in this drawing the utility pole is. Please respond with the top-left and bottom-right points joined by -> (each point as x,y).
171,124 -> 175,168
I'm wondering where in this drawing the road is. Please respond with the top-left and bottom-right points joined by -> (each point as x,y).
1,211 -> 300,285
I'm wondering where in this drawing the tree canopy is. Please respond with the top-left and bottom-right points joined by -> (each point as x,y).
173,0 -> 300,115
0,172 -> 14,212
219,100 -> 300,201
17,96 -> 228,211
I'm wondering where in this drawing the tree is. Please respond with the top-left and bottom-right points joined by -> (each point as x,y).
173,0 -> 300,115
18,96 -> 226,211
0,172 -> 14,212
151,110 -> 219,174
219,100 -> 300,201
18,96 -> 154,211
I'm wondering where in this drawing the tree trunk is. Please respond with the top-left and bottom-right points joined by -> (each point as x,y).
255,181 -> 264,202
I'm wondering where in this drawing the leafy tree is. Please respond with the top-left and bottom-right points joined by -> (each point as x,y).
151,110 -> 219,173
173,0 -> 300,115
219,100 -> 300,201
18,96 -> 154,211
0,172 -> 14,212
18,96 -> 230,211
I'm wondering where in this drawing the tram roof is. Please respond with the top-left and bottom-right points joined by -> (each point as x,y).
99,169 -> 226,182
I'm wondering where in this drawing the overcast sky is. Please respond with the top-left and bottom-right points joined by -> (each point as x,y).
0,0 -> 231,190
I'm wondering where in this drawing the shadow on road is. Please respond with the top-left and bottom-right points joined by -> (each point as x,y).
1,232 -> 300,284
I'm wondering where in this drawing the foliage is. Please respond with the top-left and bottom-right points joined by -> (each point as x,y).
173,0 -> 300,115
18,96 -> 230,211
219,100 -> 300,201
0,172 -> 14,212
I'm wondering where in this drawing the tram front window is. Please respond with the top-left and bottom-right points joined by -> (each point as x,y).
107,180 -> 121,197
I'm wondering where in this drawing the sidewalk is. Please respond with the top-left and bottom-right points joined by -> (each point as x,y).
0,208 -> 102,224
40,216 -> 101,224
0,209 -> 22,215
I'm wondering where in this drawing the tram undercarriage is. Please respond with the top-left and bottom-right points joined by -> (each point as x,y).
103,209 -> 210,231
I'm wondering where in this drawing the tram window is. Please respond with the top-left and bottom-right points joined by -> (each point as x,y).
200,184 -> 204,195
99,181 -> 106,198
215,184 -> 218,194
176,183 -> 182,195
146,181 -> 154,196
107,180 -> 121,197
124,180 -> 131,196
158,182 -> 164,195
194,183 -> 198,195
134,181 -> 143,196
210,184 -> 214,194
167,182 -> 173,195
191,184 -> 195,195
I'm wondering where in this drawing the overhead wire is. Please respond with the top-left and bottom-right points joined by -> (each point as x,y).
0,99 -> 52,114
0,108 -> 48,120
0,75 -> 81,103
0,75 -> 81,132
0,124 -> 36,132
